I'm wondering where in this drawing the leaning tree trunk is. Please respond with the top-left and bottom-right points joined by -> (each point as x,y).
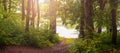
110,0 -> 118,44
22,0 -> 25,20
79,0 -> 85,38
37,0 -> 40,27
25,0 -> 31,32
84,0 -> 94,38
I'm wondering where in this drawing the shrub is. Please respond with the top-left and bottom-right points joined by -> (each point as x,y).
69,32 -> 120,53
0,17 -> 60,48
0,18 -> 16,47
69,39 -> 101,53
22,28 -> 59,48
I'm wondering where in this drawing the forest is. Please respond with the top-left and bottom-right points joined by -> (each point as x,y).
0,0 -> 120,53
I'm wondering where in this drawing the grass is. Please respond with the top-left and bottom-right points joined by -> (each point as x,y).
59,37 -> 76,45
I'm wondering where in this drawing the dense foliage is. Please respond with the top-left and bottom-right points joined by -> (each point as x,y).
69,33 -> 120,53
0,0 -> 120,53
0,0 -> 60,48
0,17 -> 59,48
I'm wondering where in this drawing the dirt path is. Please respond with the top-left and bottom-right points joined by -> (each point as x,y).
0,39 -> 70,53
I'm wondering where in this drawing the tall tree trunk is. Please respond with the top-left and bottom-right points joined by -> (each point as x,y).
50,16 -> 56,34
110,0 -> 118,44
22,0 -> 25,20
49,0 -> 57,34
31,0 -> 35,27
9,0 -> 11,12
37,0 -> 40,27
79,0 -> 84,38
84,0 -> 94,38
25,0 -> 31,32
97,0 -> 106,33
2,0 -> 7,18
3,0 -> 7,11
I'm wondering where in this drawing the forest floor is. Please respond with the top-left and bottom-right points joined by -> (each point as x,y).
0,39 -> 70,53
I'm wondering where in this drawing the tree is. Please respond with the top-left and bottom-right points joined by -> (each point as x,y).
110,0 -> 118,44
97,0 -> 106,33
49,0 -> 58,34
2,0 -> 7,11
25,0 -> 31,32
84,0 -> 94,38
2,0 -> 7,18
9,0 -> 12,12
31,0 -> 36,27
79,0 -> 85,38
37,0 -> 40,27
22,0 -> 25,20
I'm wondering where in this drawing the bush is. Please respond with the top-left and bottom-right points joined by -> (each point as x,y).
69,32 -> 120,53
0,17 -> 60,48
69,39 -> 102,53
0,18 -> 17,47
22,28 -> 60,48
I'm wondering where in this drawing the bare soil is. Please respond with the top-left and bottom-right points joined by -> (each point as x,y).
0,39 -> 70,53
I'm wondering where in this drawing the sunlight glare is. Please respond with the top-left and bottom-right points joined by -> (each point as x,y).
39,0 -> 45,4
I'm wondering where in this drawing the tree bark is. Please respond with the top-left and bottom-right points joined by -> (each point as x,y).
9,0 -> 11,12
25,0 -> 31,32
79,0 -> 84,38
97,1 -> 102,33
97,0 -> 106,33
3,0 -> 7,11
84,0 -> 94,38
50,16 -> 56,34
110,0 -> 118,44
31,0 -> 35,27
22,0 -> 25,20
2,0 -> 7,18
37,0 -> 40,27
49,0 -> 57,34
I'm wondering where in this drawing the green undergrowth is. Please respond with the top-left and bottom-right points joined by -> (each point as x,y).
0,17 -> 60,48
69,32 -> 120,53
65,38 -> 76,45
59,37 -> 76,45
